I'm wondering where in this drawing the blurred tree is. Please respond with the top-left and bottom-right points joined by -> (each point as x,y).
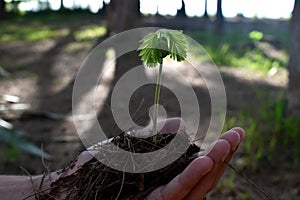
203,0 -> 208,18
106,0 -> 140,35
177,0 -> 187,18
98,0 -> 144,137
215,0 -> 224,33
60,0 -> 65,10
216,0 -> 224,21
0,0 -> 6,18
99,1 -> 107,16
105,0 -> 141,80
288,0 -> 300,115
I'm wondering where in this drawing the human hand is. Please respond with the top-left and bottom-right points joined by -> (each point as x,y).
39,118 -> 244,200
146,125 -> 245,200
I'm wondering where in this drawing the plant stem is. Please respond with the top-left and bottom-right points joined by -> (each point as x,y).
152,62 -> 163,138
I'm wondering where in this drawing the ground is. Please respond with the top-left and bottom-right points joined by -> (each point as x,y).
0,13 -> 298,199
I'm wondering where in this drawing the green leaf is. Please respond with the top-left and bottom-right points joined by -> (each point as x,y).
138,29 -> 188,68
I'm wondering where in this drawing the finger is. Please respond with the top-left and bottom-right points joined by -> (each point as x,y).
158,117 -> 186,134
146,156 -> 213,200
231,127 -> 246,141
184,139 -> 231,200
207,128 -> 243,191
196,127 -> 245,156
134,117 -> 186,137
220,129 -> 241,151
192,128 -> 245,192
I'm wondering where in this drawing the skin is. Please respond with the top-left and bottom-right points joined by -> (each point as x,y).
0,118 -> 245,200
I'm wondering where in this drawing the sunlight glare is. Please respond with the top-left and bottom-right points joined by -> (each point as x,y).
222,0 -> 241,18
140,0 -> 158,15
48,0 -> 60,10
185,0 -> 204,17
158,0 -> 181,16
19,0 -> 294,19
89,0 -> 102,13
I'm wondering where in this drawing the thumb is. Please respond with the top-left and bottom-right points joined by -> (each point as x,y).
134,117 -> 186,137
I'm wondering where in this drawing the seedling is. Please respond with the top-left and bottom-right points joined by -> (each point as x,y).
138,29 -> 188,138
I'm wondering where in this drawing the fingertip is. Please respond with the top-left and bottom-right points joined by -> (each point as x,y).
205,139 -> 231,162
220,130 -> 241,151
159,117 -> 186,134
231,127 -> 245,141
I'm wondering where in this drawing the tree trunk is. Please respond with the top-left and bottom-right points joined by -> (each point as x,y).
215,0 -> 224,34
97,0 -> 144,137
0,0 -> 6,19
288,0 -> 300,115
203,0 -> 208,18
108,0 -> 141,79
60,0 -> 65,10
106,0 -> 140,35
216,0 -> 224,21
99,1 -> 107,16
177,0 -> 187,18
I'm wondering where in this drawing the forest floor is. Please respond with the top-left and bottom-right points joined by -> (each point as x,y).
0,12 -> 298,200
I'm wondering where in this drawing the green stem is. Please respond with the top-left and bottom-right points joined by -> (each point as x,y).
152,62 -> 163,138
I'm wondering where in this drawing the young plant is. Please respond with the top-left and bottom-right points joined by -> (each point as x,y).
138,29 -> 188,138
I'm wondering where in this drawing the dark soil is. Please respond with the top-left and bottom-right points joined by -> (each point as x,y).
39,133 -> 200,199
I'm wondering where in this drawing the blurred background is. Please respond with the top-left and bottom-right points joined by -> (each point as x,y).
0,0 -> 299,199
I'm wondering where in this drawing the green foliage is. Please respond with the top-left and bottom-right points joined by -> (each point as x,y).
186,28 -> 288,73
4,145 -> 21,163
217,170 -> 250,200
226,170 -> 236,191
138,29 -> 188,68
205,44 -> 232,66
224,91 -> 300,169
0,25 -> 68,43
74,25 -> 107,41
249,31 -> 264,41
240,192 -> 251,200
0,11 -> 103,43
231,50 -> 276,72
